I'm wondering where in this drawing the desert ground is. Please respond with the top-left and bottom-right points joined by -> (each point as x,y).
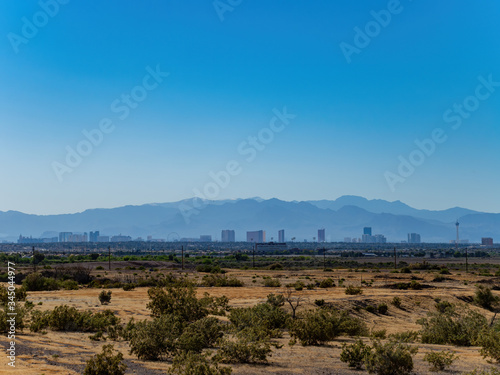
1,262 -> 500,374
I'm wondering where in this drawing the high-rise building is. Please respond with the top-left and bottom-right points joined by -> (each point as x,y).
482,237 -> 494,246
247,230 -> 265,243
59,232 -> 72,242
408,233 -> 421,244
68,233 -> 88,242
200,235 -> 212,242
374,234 -> 387,243
89,231 -> 100,242
278,229 -> 285,242
344,237 -> 351,243
318,229 -> 325,243
221,230 -> 235,242
363,227 -> 372,236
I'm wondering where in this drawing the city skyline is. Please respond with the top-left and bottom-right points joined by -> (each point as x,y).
1,2 -> 500,215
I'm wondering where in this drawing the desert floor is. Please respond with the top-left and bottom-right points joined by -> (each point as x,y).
2,264 -> 500,374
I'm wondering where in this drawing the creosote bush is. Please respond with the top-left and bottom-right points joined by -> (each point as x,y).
345,285 -> 363,295
340,339 -> 371,369
83,344 -> 127,375
98,290 -> 112,305
365,340 -> 418,375
474,285 -> 500,310
418,304 -> 487,346
168,352 -> 232,375
423,350 -> 456,372
289,307 -> 367,346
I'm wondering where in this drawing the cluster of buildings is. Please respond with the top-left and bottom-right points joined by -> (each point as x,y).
18,231 -> 132,244
16,227 -> 496,246
345,227 -> 388,244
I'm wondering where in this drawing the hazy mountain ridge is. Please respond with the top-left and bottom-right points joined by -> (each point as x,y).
1,196 -> 497,243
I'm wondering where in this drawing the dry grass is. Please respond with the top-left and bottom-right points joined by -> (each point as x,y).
1,266 -> 499,374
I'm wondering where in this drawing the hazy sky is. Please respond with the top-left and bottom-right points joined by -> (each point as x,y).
1,1 -> 500,215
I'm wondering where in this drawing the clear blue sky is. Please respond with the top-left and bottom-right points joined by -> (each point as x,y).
1,0 -> 499,214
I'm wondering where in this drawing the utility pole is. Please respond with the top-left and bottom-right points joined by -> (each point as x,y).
108,246 -> 111,271
181,245 -> 184,270
32,246 -> 36,272
323,248 -> 326,270
252,240 -> 255,268
394,247 -> 397,270
465,247 -> 469,273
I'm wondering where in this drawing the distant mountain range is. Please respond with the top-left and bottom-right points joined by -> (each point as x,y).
1,196 -> 498,243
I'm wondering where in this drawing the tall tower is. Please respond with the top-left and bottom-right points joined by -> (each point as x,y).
455,220 -> 460,249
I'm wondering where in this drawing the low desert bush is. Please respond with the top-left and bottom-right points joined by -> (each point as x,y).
263,278 -> 281,287
289,308 -> 367,345
98,290 -> 112,305
168,352 -> 232,375
215,336 -> 272,364
423,350 -> 457,372
418,304 -> 487,346
318,278 -> 335,288
340,339 -> 371,369
365,340 -> 417,375
83,344 -> 127,375
345,285 -> 363,295
474,285 -> 500,310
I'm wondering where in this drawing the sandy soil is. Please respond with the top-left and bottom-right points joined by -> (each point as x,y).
1,267 -> 499,374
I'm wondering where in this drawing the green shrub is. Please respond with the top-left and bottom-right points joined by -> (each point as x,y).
215,336 -> 272,364
474,285 -> 500,310
314,299 -> 325,307
0,286 -> 27,304
269,263 -> 283,270
263,278 -> 281,287
418,305 -> 488,346
29,305 -> 120,333
377,304 -> 388,315
95,266 -> 104,270
98,290 -> 112,305
391,297 -> 402,309
371,329 -> 387,339
423,350 -> 456,372
168,352 -> 232,375
365,305 -> 376,313
83,344 -> 127,375
129,314 -> 184,361
400,267 -> 412,274
22,273 -> 59,291
435,300 -> 453,313
479,327 -> 500,363
318,278 -> 335,288
229,303 -> 289,339
345,285 -> 363,295
0,305 -> 27,334
340,339 -> 371,369
146,284 -> 207,322
177,317 -> 224,352
59,279 -> 79,290
122,283 -> 135,291
365,340 -> 417,375
289,308 -> 367,346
